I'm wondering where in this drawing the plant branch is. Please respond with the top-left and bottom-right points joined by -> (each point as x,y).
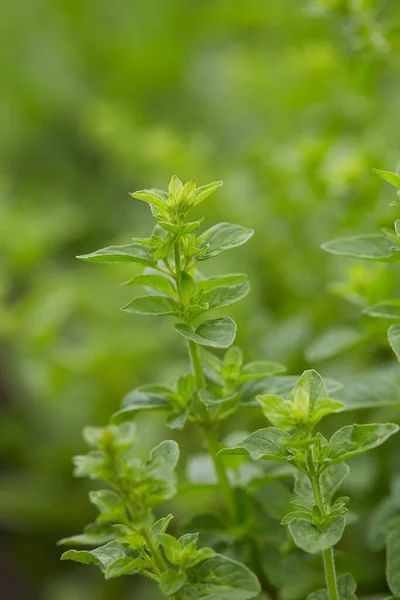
142,527 -> 167,575
307,450 -> 339,600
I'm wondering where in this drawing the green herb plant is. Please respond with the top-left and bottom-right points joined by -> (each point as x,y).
60,175 -> 399,600
322,168 -> 400,600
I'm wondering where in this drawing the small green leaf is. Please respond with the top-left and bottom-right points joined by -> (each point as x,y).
196,274 -> 248,291
323,423 -> 399,465
121,295 -> 178,316
158,219 -> 204,235
122,273 -> 176,297
237,361 -> 286,382
175,318 -> 237,348
111,387 -> 171,423
288,515 -> 345,553
197,222 -> 254,261
159,534 -> 183,565
190,180 -> 223,208
374,168 -> 400,188
61,541 -> 129,571
363,301 -> 400,319
58,523 -> 113,547
306,328 -> 365,362
183,553 -> 261,599
202,281 -> 250,310
218,427 -> 292,463
386,516 -> 400,596
321,234 -> 397,260
159,569 -> 187,594
129,188 -> 166,209
77,243 -> 155,265
89,489 -> 126,522
388,324 -> 400,361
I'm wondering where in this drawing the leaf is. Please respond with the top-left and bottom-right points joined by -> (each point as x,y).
374,168 -> 400,188
183,553 -> 261,599
321,234 -> 397,260
175,318 -> 237,348
218,427 -> 292,463
363,301 -> 400,319
202,281 -> 250,310
337,370 -> 400,410
197,223 -> 254,260
159,569 -> 187,594
158,219 -> 204,235
386,516 -> 400,596
323,423 -> 399,465
89,489 -> 126,522
129,188 -> 167,209
122,273 -> 176,297
237,361 -> 286,382
190,181 -> 223,208
121,295 -> 178,316
307,573 -> 357,600
77,243 -> 155,265
61,541 -> 131,572
111,386 -> 171,423
288,515 -> 345,553
388,324 -> 400,361
240,376 -> 343,406
58,523 -> 114,547
306,328 -> 365,362
196,274 -> 248,291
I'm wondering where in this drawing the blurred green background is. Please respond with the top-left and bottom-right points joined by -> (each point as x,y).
1,1 -> 400,598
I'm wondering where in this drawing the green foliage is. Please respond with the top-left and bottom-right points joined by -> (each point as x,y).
386,516 -> 400,598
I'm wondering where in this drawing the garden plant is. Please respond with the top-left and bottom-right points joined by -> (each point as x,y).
59,175 -> 400,600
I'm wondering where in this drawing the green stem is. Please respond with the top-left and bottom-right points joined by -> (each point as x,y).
187,338 -> 236,520
142,527 -> 167,575
203,424 -> 237,520
308,452 -> 339,600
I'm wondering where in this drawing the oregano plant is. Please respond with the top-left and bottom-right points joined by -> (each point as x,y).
60,175 -> 399,600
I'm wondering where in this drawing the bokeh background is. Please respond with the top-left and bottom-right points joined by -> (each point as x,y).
1,1 -> 400,598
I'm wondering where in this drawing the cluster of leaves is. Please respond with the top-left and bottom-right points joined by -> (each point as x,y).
59,422 -> 260,600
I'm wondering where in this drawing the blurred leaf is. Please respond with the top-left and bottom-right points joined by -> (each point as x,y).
321,235 -> 397,260
175,318 -> 237,348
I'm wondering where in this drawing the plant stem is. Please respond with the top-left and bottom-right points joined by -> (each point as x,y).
308,451 -> 339,600
188,339 -> 206,389
172,235 -> 237,520
142,527 -> 167,575
203,424 -> 237,520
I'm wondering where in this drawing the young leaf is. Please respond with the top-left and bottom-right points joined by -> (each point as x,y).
374,168 -> 400,188
122,273 -> 176,297
197,223 -> 254,260
196,273 -> 248,291
288,515 -> 345,553
363,301 -> 400,319
58,523 -> 114,547
321,234 -> 397,260
175,318 -> 237,348
183,553 -> 261,599
111,387 -> 172,423
77,243 -> 156,265
189,180 -> 223,208
129,188 -> 167,209
202,280 -> 250,310
323,423 -> 399,465
237,361 -> 286,383
121,295 -> 178,316
218,427 -> 292,463
159,569 -> 187,595
386,516 -> 400,597
388,324 -> 400,361
61,541 -> 132,573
